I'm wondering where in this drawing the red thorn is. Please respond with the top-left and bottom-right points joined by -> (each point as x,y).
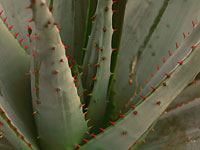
1,110 -> 5,114
26,73 -> 30,75
140,96 -> 146,100
151,87 -> 156,90
113,29 -> 118,32
32,88 -> 37,92
92,77 -> 97,81
183,32 -> 186,38
169,50 -> 172,56
123,131 -> 126,136
28,143 -> 32,147
157,101 -> 161,105
157,65 -> 160,70
65,46 -> 69,49
178,61 -> 183,65
76,84 -> 80,88
34,35 -> 37,39
130,105 -> 135,108
191,46 -> 196,49
60,59 -> 64,62
112,10 -> 117,12
146,79 -> 148,84
95,63 -> 99,66
29,19 -> 33,23
193,80 -> 197,84
53,22 -> 57,25
25,45 -> 29,49
97,48 -> 102,51
91,134 -> 96,138
15,32 -> 19,37
26,33 -> 30,37
109,121 -> 115,125
133,111 -> 137,115
103,28 -> 106,32
32,70 -> 37,74
165,73 -> 170,77
0,10 -> 3,15
79,93 -> 83,98
113,1 -> 118,3
119,115 -> 124,117
67,56 -> 70,59
7,119 -> 11,122
91,16 -> 95,19
13,127 -> 17,130
3,17 -> 7,22
19,39 -> 24,43
55,71 -> 58,76
80,104 -> 86,107
99,128 -> 104,132
27,25 -> 32,30
176,43 -> 179,48
163,57 -> 165,63
112,48 -> 117,51
151,72 -> 154,77
21,136 -> 24,139
70,65 -> 73,69
163,82 -> 166,86
192,21 -> 195,27
33,52 -> 37,56
0,123 -> 3,127
9,25 -> 14,30
73,74 -> 77,79
74,79 -> 78,82
83,111 -> 88,115
57,88 -> 60,93
83,139 -> 88,143
58,28 -> 61,31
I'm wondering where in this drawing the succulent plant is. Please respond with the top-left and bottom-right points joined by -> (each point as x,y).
0,0 -> 200,150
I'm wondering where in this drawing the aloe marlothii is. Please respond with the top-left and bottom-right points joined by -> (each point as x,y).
139,98 -> 200,150
112,0 -> 200,119
30,0 -> 87,149
82,0 -> 113,131
0,0 -> 199,149
80,23 -> 200,150
0,16 -> 38,149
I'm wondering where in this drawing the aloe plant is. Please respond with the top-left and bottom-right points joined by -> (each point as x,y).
0,0 -> 200,149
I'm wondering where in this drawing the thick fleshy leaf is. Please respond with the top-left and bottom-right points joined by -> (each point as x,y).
138,98 -> 200,150
80,24 -> 200,150
30,1 -> 87,149
53,0 -> 88,64
111,0 -> 167,118
83,0 -> 113,131
0,17 -> 38,149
